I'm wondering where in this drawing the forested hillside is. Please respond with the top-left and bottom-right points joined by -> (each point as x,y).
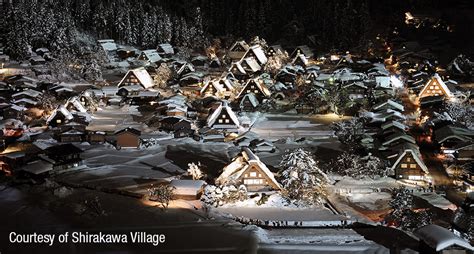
1,0 -> 472,59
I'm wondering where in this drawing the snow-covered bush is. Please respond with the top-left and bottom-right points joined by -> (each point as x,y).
187,162 -> 203,180
331,117 -> 366,151
148,185 -> 176,211
201,184 -> 247,207
279,148 -> 329,205
154,63 -> 173,88
331,152 -> 388,179
385,186 -> 432,231
443,100 -> 473,129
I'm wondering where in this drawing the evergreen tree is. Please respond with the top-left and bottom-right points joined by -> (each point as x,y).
279,148 -> 329,205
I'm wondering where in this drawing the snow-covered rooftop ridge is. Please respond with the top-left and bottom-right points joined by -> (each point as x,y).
216,147 -> 281,190
415,224 -> 474,251
118,67 -> 154,89
46,105 -> 73,124
419,73 -> 454,98
207,101 -> 240,128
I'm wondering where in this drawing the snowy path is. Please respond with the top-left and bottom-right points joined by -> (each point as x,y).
251,114 -> 335,139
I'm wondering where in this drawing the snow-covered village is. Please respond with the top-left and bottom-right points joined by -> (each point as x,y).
0,0 -> 473,253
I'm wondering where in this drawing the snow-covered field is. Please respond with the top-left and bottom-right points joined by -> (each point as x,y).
345,192 -> 392,211
251,114 -> 336,139
87,105 -> 149,132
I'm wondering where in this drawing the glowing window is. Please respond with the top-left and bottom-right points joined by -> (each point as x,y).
225,119 -> 230,123
410,164 -> 417,169
401,164 -> 408,168
250,172 -> 257,177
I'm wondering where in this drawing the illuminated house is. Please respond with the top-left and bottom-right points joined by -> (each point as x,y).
241,45 -> 268,65
137,49 -> 162,64
200,80 -> 231,98
216,147 -> 282,192
236,78 -> 271,103
389,142 -> 429,181
47,105 -> 74,128
418,74 -> 454,100
206,101 -> 239,130
290,45 -> 314,59
117,67 -> 154,89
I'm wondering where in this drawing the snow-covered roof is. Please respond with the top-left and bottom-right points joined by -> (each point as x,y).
383,133 -> 416,146
237,78 -> 271,98
243,45 -> 268,65
415,224 -> 474,251
291,45 -> 313,58
118,67 -> 154,89
201,80 -> 226,95
390,145 -> 428,174
207,101 -> 240,129
46,105 -> 73,124
375,76 -> 391,88
12,89 -> 42,98
229,61 -> 246,75
157,43 -> 174,55
373,99 -> 404,112
292,54 -> 309,66
98,39 -> 117,51
419,73 -> 454,98
216,147 -> 281,190
240,93 -> 259,108
139,49 -> 162,63
20,160 -> 53,175
65,96 -> 87,113
9,104 -> 26,112
177,63 -> 195,76
229,40 -> 250,52
435,125 -> 473,144
241,57 -> 261,73
12,98 -> 38,105
381,120 -> 407,131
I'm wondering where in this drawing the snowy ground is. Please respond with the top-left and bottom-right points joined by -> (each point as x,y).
87,105 -> 150,132
55,144 -> 183,195
345,192 -> 392,211
251,113 -> 337,140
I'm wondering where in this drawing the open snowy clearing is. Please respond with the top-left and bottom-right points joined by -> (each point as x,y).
345,192 -> 392,211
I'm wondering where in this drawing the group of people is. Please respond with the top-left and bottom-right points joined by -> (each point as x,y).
234,216 -> 307,228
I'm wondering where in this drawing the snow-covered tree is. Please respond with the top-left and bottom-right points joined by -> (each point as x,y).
81,59 -> 103,82
443,100 -> 473,129
386,186 -> 430,231
148,184 -> 176,211
332,152 -> 387,179
264,50 -> 289,76
154,64 -> 173,88
332,117 -> 366,151
388,186 -> 413,221
187,162 -> 203,180
279,148 -> 329,205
